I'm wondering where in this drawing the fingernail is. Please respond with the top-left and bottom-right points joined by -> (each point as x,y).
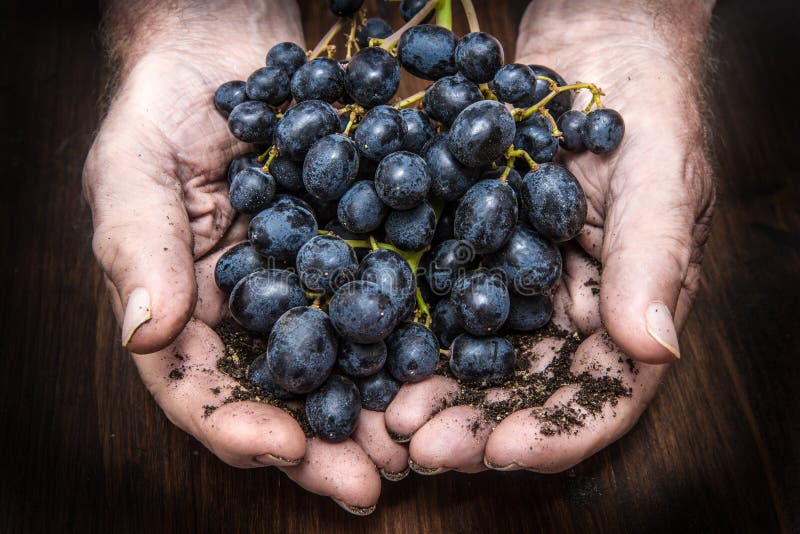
255,453 -> 302,467
387,429 -> 412,443
332,498 -> 376,516
122,287 -> 151,347
484,457 -> 521,471
645,302 -> 680,359
408,457 -> 447,475
379,466 -> 410,481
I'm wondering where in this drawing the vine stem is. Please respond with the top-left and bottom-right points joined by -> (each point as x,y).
459,0 -> 480,32
514,81 -> 604,121
505,146 -> 538,171
435,0 -> 453,30
345,15 -> 359,58
309,18 -> 345,59
394,90 -> 425,109
258,145 -> 279,172
380,0 -> 440,51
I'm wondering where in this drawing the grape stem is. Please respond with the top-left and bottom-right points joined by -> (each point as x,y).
415,288 -> 432,327
538,107 -> 563,138
497,164 -> 513,181
309,18 -> 345,59
479,83 -> 498,101
513,80 -> 604,121
380,0 -> 440,51
345,15 -> 360,59
258,145 -> 279,172
435,0 -> 453,31
394,90 -> 426,109
504,146 -> 538,171
439,348 -> 451,356
459,0 -> 480,32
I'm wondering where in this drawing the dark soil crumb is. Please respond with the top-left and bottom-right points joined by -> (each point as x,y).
210,387 -> 221,395
168,369 -> 184,380
203,405 -> 218,417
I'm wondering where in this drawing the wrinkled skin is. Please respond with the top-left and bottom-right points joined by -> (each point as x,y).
385,1 -> 715,474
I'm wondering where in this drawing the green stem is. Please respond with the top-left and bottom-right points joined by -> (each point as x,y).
459,0 -> 479,32
394,90 -> 426,109
513,81 -> 604,121
505,146 -> 538,171
381,0 -> 439,51
259,146 -> 279,172
309,18 -> 345,59
415,287 -> 432,327
435,0 -> 452,30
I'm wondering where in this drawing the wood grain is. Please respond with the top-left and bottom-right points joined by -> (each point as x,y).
0,0 -> 798,532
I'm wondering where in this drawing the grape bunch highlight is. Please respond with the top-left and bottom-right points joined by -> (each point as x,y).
212,0 -> 625,443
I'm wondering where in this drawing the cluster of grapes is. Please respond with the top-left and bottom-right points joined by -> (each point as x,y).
212,0 -> 625,443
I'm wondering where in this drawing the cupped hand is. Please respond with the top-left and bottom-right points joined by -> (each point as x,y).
82,28 -> 405,513
385,0 -> 715,473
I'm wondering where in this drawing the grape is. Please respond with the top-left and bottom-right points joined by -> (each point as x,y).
454,32 -> 504,84
422,133 -> 479,201
248,204 -> 318,262
557,110 -> 587,152
266,42 -> 307,78
422,74 -> 482,126
345,47 -> 400,108
529,65 -> 572,120
290,57 -> 345,103
513,113 -> 559,164
448,99 -> 515,168
385,322 -> 440,383
450,269 -> 510,335
430,297 -> 464,348
305,374 -> 361,442
400,0 -> 433,22
214,242 -> 271,294
357,18 -> 393,48
384,200 -> 436,252
397,24 -> 458,80
248,353 -> 295,400
482,166 -> 522,204
300,192 -> 338,226
302,134 -> 359,200
296,234 -> 358,294
270,156 -> 304,192
431,203 -> 456,244
454,179 -> 518,254
227,101 -> 276,144
226,152 -> 260,183
358,249 -> 417,322
329,280 -> 398,343
449,334 -> 515,384
520,163 -> 587,242
484,224 -> 562,295
506,293 -> 553,331
228,269 -> 307,334
426,239 -> 477,295
374,151 -> 431,209
337,180 -> 387,234
274,100 -> 340,161
353,105 -> 407,162
269,193 -> 313,213
229,167 -> 275,214
214,80 -> 247,117
338,339 -> 387,377
354,370 -> 400,411
246,66 -> 291,105
399,108 -> 434,154
581,108 -> 625,154
493,63 -> 537,106
329,0 -> 364,16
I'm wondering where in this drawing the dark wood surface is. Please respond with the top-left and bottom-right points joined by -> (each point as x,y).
1,1 -> 798,532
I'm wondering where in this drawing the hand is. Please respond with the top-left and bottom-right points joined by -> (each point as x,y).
384,0 -> 715,473
82,1 -> 406,513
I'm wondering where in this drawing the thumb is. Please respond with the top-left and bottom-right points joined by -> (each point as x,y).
599,151 -> 710,364
84,139 -> 197,354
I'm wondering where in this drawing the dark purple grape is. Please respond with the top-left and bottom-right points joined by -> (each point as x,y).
431,297 -> 464,348
357,18 -> 393,48
302,134 -> 359,200
296,234 -> 358,294
431,202 -> 456,244
400,0 -> 433,22
529,65 -> 572,120
484,224 -> 562,295
229,167 -> 276,214
337,180 -> 387,234
454,179 -> 518,254
397,24 -> 458,80
228,101 -> 276,144
291,57 -> 345,103
385,322 -> 440,383
520,163 -> 587,242
426,239 -> 477,295
384,200 -> 436,252
338,339 -> 387,377
353,105 -> 406,162
374,151 -> 431,209
581,108 -> 625,154
450,269 -> 510,335
422,133 -> 479,201
483,165 -> 523,211
306,374 -> 361,442
448,100 -> 515,168
269,193 -> 313,213
513,113 -> 559,164
248,353 -> 295,400
266,42 -> 307,78
454,32 -> 504,83
214,80 -> 247,117
355,370 -> 400,411
329,280 -> 398,343
506,293 -> 553,331
270,156 -> 304,191
227,152 -> 260,183
274,100 -> 340,161
399,108 -> 435,154
345,46 -> 400,108
557,110 -> 586,152
358,249 -> 416,322
423,75 -> 482,126
300,192 -> 338,226
493,64 -> 536,106
449,334 -> 515,384
248,204 -> 318,261
329,0 -> 364,16
246,66 -> 291,105
214,242 -> 271,294
229,269 -> 307,333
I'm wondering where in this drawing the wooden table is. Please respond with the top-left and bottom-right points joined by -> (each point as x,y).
1,0 -> 798,531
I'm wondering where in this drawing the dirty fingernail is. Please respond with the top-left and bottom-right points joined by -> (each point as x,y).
255,453 -> 302,467
122,287 -> 151,347
332,498 -> 377,516
408,457 -> 447,475
379,466 -> 410,481
484,457 -> 521,471
645,302 -> 680,359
